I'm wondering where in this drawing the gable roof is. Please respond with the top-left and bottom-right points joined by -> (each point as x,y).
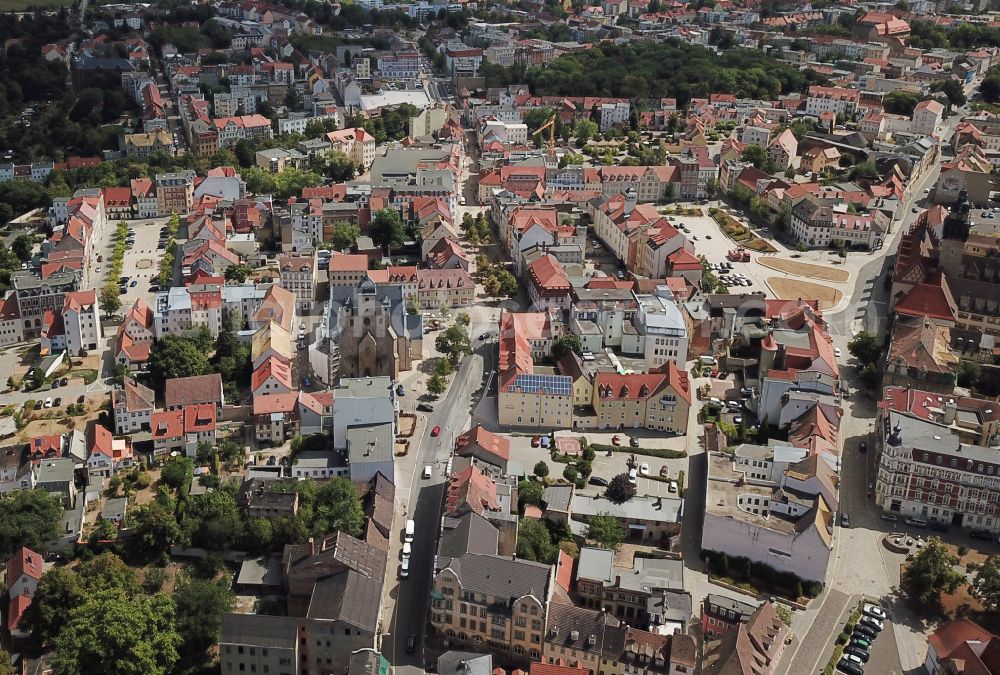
455,425 -> 510,464
6,546 -> 43,585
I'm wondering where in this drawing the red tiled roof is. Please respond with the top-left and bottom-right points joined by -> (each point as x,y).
455,425 -> 510,462
8,594 -> 30,632
895,279 -> 956,322
6,546 -> 42,585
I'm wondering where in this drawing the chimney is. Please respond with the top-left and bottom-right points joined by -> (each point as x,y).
308,537 -> 316,555
943,399 -> 957,425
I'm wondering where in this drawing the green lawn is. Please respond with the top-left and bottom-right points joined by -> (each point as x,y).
0,0 -> 74,10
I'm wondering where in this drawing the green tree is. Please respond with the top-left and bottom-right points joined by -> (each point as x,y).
182,490 -> 245,551
456,312 -> 471,327
406,293 -> 420,315
330,222 -> 361,251
0,489 -> 63,559
518,479 -> 544,508
52,589 -> 181,675
552,334 -> 583,359
427,373 -> 446,396
901,537 -> 964,609
435,358 -> 453,377
848,332 -> 882,364
587,513 -> 625,550
883,89 -> 923,115
969,554 -> 1000,608
436,324 -> 471,365
310,477 -> 364,537
173,576 -> 236,657
573,117 -> 598,144
99,284 -> 121,318
11,234 -> 33,262
739,144 -> 770,171
19,567 -> 85,646
859,362 -> 880,389
160,456 -> 194,491
148,334 -> 211,386
128,502 -> 180,559
930,79 -> 966,107
516,517 -> 558,563
605,473 -> 636,504
224,263 -> 253,283
958,360 -> 981,388
371,207 -> 406,251
533,461 -> 550,479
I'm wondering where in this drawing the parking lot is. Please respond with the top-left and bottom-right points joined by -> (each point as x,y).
659,211 -> 768,291
505,429 -> 690,497
91,218 -> 171,312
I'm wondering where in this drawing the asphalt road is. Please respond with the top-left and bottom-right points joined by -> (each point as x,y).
384,337 -> 496,672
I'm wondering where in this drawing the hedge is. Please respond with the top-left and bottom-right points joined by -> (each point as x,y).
590,443 -> 686,459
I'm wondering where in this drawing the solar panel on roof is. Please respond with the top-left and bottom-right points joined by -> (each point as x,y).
514,374 -> 572,396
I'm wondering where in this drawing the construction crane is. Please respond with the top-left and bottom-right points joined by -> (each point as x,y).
532,114 -> 558,159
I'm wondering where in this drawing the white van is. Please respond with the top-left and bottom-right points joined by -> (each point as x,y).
699,356 -> 718,366
405,519 -> 415,543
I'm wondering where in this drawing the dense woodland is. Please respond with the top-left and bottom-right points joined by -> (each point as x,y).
482,41 -> 828,105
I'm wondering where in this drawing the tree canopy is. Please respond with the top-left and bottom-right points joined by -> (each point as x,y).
901,537 -> 964,609
147,335 -> 211,387
587,514 -> 626,550
505,41 -> 826,107
0,489 -> 63,559
516,517 -> 559,563
436,324 -> 472,365
605,473 -> 636,504
370,207 -> 406,251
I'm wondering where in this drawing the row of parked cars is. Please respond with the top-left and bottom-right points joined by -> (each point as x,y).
837,603 -> 887,674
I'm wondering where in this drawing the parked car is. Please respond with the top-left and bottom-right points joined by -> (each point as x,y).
34,400 -> 42,410
396,384 -> 405,396
668,481 -> 678,494
416,403 -> 434,412
431,426 -> 440,437
612,435 -> 622,446
629,437 -> 640,447
44,397 -> 52,408
405,635 -> 417,654
834,347 -> 842,357
880,513 -> 898,522
863,604 -> 886,620
531,436 -> 541,447
540,436 -> 550,448
841,652 -> 865,667
302,376 -> 312,388
589,476 -> 609,487
840,512 -> 851,528
852,624 -> 877,641
51,380 -> 58,389
130,280 -> 138,287
400,559 -> 410,578
859,616 -> 884,632
639,463 -> 650,476
53,397 -> 61,407
859,441 -> 867,453
77,395 -> 85,404
423,465 -> 432,479
970,529 -> 993,540
905,517 -> 928,528
849,637 -> 872,651
836,658 -> 863,675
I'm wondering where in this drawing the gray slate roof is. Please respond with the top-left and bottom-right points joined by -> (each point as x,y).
447,553 -> 550,601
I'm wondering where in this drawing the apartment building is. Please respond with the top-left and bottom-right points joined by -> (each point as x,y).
790,196 -> 884,250
155,170 -> 196,215
325,128 -> 377,171
278,254 -> 316,311
12,271 -> 78,341
702,594 -> 757,641
431,553 -> 552,663
62,289 -> 101,353
591,363 -> 691,434
875,407 -> 1000,533
112,378 -> 156,435
804,85 -> 860,117
497,311 -> 573,429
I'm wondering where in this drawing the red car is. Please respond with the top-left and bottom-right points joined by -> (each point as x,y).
431,425 -> 441,437
612,435 -> 622,446
531,436 -> 541,447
